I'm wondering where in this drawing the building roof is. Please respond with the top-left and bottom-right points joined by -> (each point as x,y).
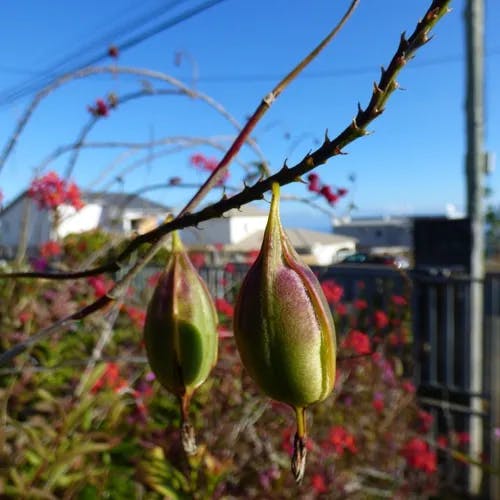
83,191 -> 171,212
225,227 -> 357,252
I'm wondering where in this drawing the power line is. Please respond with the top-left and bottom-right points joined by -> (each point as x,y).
0,0 -> 189,103
0,0 -> 229,108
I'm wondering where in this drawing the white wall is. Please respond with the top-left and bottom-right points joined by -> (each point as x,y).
57,204 -> 102,238
229,215 -> 267,244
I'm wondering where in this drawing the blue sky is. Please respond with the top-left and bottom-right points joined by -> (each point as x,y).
0,0 -> 499,231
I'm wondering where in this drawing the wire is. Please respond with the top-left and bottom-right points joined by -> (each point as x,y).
0,0 -> 229,108
0,0 -> 189,104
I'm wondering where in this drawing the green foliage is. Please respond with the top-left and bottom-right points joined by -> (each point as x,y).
0,234 -> 467,498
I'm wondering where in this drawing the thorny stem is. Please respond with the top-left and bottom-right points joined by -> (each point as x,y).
292,406 -> 308,483
180,394 -> 197,455
0,0 -> 451,366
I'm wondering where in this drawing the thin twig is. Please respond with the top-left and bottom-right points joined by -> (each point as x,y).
0,67 -> 268,174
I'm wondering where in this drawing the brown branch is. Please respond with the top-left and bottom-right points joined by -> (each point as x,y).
0,66 -> 268,174
0,0 -> 451,366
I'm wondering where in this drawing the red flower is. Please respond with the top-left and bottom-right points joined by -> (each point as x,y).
88,98 -> 109,117
39,240 -> 62,258
245,249 -> 260,264
402,437 -> 438,474
215,298 -> 234,318
342,329 -> 371,355
87,276 -> 109,297
281,426 -> 294,455
321,280 -> 344,305
319,185 -> 339,205
372,395 -> 384,413
124,305 -> 146,329
189,252 -> 206,268
311,473 -> 328,494
335,303 -> 347,316
190,153 -> 228,184
28,172 -> 84,210
307,173 -> 321,193
437,435 -> 448,448
91,362 -> 127,393
353,298 -> 368,310
455,431 -> 470,446
373,310 -> 389,329
418,410 -> 434,432
147,271 -> 162,287
402,380 -> 416,393
224,262 -> 235,273
337,187 -> 348,197
391,294 -> 407,306
328,425 -> 357,456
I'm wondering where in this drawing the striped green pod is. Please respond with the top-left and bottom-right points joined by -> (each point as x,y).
233,182 -> 336,481
143,230 -> 218,454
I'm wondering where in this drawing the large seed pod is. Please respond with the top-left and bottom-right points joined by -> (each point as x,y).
143,230 -> 218,454
233,182 -> 336,482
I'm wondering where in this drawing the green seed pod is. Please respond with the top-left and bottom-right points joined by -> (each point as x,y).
143,230 -> 218,454
233,182 -> 336,482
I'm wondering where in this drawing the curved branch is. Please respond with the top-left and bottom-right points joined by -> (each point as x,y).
0,67 -> 268,175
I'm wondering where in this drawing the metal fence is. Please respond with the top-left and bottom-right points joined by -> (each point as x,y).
139,263 -> 499,497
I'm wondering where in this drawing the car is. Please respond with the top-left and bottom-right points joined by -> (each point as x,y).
339,252 -> 410,268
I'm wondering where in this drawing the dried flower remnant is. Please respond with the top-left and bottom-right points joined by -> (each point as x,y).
233,182 -> 336,482
143,229 -> 218,455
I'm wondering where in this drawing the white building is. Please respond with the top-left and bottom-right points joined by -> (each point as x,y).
332,215 -> 412,255
0,191 -> 171,257
181,204 -> 356,265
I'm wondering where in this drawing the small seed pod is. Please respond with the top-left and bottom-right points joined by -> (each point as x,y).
143,230 -> 218,455
233,182 -> 336,482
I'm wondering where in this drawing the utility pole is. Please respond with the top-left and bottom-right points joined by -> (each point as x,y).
464,0 -> 485,495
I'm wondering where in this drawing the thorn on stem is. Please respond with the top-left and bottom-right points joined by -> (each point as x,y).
181,421 -> 197,456
291,432 -> 307,483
